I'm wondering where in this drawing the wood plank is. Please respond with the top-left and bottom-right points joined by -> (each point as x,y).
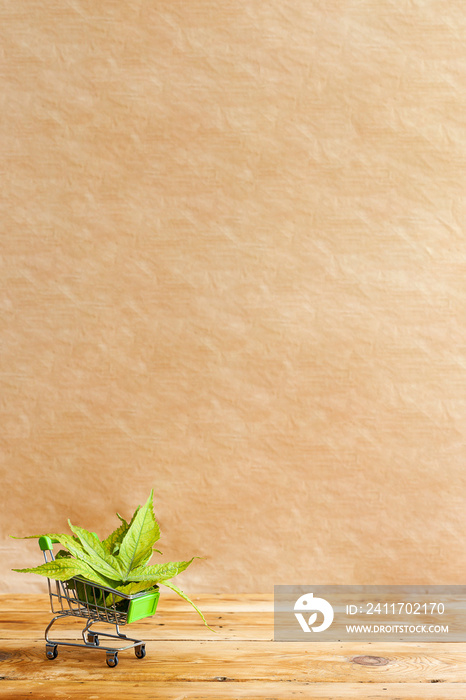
2,681 -> 466,699
0,595 -> 50,612
2,639 -> 466,683
0,593 -> 274,613
3,594 -> 466,698
0,610 -> 272,641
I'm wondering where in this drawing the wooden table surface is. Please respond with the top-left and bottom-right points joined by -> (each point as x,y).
1,593 -> 466,699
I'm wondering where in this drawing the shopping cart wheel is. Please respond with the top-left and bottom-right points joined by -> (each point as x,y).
135,644 -> 146,659
87,632 -> 99,646
106,652 -> 118,668
46,644 -> 58,660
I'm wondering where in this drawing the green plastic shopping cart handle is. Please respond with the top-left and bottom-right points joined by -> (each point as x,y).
38,536 -> 61,551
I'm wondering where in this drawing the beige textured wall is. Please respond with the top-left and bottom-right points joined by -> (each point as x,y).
2,0 -> 466,594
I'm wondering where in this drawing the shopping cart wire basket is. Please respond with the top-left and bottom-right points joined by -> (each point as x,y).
39,536 -> 160,667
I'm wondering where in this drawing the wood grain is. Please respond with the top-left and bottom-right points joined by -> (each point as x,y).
3,639 -> 466,683
2,682 -> 466,700
0,610 -> 272,641
2,595 -> 466,699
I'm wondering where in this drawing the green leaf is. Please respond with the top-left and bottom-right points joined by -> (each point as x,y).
12,490 -> 210,631
13,559 -> 115,587
13,531 -> 111,577
136,544 -> 157,569
130,506 -> 140,518
102,505 -> 143,556
45,532 -> 114,582
55,549 -> 72,559
116,581 -> 158,596
102,507 -> 145,556
72,579 -> 105,607
105,580 -> 158,606
12,530 -> 125,583
123,505 -> 141,528
67,521 -> 122,580
117,491 -> 160,579
128,506 -> 142,528
161,580 -> 215,631
10,532 -> 75,541
102,519 -> 129,555
129,558 -> 197,582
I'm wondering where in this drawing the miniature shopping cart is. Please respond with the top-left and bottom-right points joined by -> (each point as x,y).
39,536 -> 159,667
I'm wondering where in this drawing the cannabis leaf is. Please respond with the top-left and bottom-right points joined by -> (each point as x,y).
13,559 -> 115,587
67,522 -> 122,580
117,491 -> 160,578
12,489 -> 209,628
102,518 -> 128,555
104,580 -> 158,606
129,558 -> 198,582
161,580 -> 214,631
102,506 -> 142,556
55,550 -> 72,559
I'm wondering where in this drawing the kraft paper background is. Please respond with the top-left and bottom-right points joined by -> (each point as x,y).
2,0 -> 466,594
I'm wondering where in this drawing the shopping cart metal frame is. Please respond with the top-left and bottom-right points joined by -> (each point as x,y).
39,536 -> 159,667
